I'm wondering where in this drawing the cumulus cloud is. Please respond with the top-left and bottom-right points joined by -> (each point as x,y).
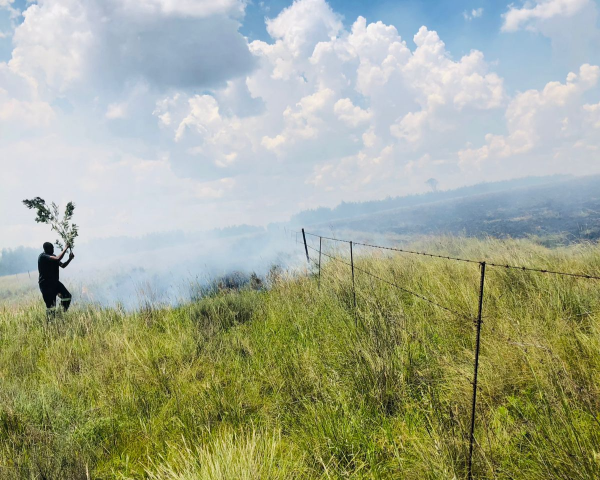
0,96 -> 54,127
502,0 -> 589,31
0,0 -> 19,17
9,0 -> 255,93
583,101 -> 600,128
116,0 -> 246,18
266,0 -> 342,58
334,98 -> 372,127
154,93 -> 255,168
0,0 -> 260,246
154,0 -> 505,205
459,64 -> 600,175
501,0 -> 599,65
0,62 -> 55,131
263,88 -> 337,150
1,0 -> 599,248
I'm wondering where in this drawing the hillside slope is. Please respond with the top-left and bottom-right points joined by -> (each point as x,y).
0,237 -> 599,479
313,175 -> 600,241
292,175 -> 571,226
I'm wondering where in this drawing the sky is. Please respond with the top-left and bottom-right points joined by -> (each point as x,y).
1,0 -> 600,249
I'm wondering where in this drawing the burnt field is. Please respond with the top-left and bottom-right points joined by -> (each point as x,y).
312,175 -> 600,243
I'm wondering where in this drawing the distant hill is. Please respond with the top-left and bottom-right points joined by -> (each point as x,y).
309,175 -> 600,242
0,247 -> 39,278
2,175 -> 594,278
291,175 -> 571,226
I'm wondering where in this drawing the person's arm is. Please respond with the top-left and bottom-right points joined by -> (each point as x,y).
50,244 -> 69,262
60,251 -> 75,269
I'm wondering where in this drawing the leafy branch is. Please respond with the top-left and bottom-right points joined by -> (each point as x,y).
22,197 -> 79,251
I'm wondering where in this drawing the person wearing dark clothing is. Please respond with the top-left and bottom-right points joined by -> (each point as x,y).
38,242 -> 75,314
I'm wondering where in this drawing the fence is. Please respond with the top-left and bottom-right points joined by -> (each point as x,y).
289,228 -> 600,480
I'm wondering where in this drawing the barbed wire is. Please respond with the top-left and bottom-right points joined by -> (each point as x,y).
485,262 -> 600,280
303,230 -> 600,281
352,264 -> 475,320
306,245 -> 322,266
313,247 -> 473,320
305,231 -> 351,244
302,230 -> 476,262
318,249 -> 352,268
295,228 -> 595,477
353,241 -> 481,264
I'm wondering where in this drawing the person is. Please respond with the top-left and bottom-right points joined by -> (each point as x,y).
38,242 -> 75,316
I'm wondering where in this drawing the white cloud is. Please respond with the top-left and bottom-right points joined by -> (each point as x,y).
116,0 -> 245,18
459,64 -> 600,172
9,0 -> 94,92
0,62 -> 55,130
8,0 -> 255,93
501,0 -> 599,66
0,1 -> 21,40
0,0 -> 19,17
155,93 -> 255,168
1,0 -> 599,248
463,8 -> 484,20
105,102 -> 127,119
379,26 -> 504,145
334,98 -> 372,127
174,95 -> 223,142
277,88 -> 336,143
0,96 -> 54,126
266,0 -> 342,58
502,0 -> 589,31
155,1 -> 505,203
583,101 -> 600,128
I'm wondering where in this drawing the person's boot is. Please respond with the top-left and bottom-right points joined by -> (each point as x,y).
61,296 -> 71,311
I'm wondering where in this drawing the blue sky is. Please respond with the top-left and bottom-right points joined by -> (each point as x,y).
0,0 -> 582,92
240,0 -> 585,92
1,0 -> 600,248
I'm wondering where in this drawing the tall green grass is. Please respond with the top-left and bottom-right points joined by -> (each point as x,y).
0,237 -> 599,479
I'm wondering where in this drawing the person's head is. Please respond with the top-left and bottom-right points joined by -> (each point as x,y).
43,242 -> 54,255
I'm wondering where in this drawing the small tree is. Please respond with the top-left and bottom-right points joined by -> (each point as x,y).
23,197 -> 79,252
425,178 -> 439,192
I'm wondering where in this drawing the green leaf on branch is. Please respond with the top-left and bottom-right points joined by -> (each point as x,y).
23,197 -> 79,250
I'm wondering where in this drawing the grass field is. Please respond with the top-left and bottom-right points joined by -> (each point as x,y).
0,237 -> 599,479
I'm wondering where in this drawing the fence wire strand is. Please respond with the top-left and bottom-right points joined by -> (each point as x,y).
353,263 -> 474,320
305,231 -> 351,244
311,245 -> 473,320
303,230 -> 600,281
354,241 -> 481,264
485,262 -> 600,280
296,229 -> 600,478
